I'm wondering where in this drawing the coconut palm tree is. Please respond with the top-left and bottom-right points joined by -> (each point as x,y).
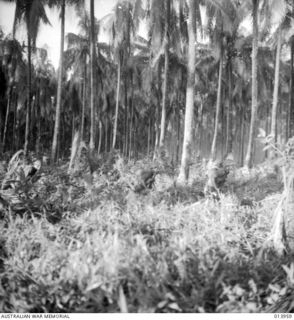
0,37 -> 24,152
64,29 -> 88,140
66,8 -> 116,153
4,0 -> 51,155
177,0 -> 197,182
159,0 -> 171,150
207,1 -> 227,160
50,0 -> 84,162
288,0 -> 294,139
89,0 -> 96,151
210,44 -> 224,160
33,47 -> 55,155
102,0 -> 135,150
50,0 -> 65,162
268,0 -> 290,157
244,0 -> 259,168
207,0 -> 249,159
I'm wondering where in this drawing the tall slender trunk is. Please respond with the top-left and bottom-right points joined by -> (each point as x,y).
171,107 -> 175,163
36,82 -> 41,155
12,91 -> 17,151
30,93 -> 36,142
113,57 -> 121,149
60,112 -> 66,159
3,87 -> 12,151
269,26 -> 281,159
124,76 -> 128,156
71,111 -> 75,144
51,0 -> 65,162
89,0 -> 96,151
264,103 -> 270,159
154,107 -> 160,158
178,0 -> 196,183
197,98 -> 204,156
221,97 -> 225,158
289,2 -> 294,139
150,116 -> 154,156
154,65 -> 162,159
81,62 -> 87,141
105,118 -> 108,152
98,120 -> 102,154
15,95 -> 20,150
176,99 -> 181,163
147,116 -> 151,155
109,119 -> 112,152
211,54 -> 223,160
244,0 -> 259,168
24,27 -> 32,156
159,0 -> 170,149
128,72 -> 134,159
240,105 -> 245,166
289,37 -> 294,139
226,56 -> 233,155
129,105 -> 134,160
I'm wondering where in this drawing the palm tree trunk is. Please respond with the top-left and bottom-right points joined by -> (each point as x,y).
12,91 -> 17,151
197,97 -> 204,156
159,0 -> 170,149
129,72 -> 134,159
51,0 -> 65,162
244,0 -> 259,168
154,65 -> 162,159
81,63 -> 86,142
89,0 -> 96,151
98,120 -> 102,154
147,117 -> 151,156
264,103 -> 270,159
15,94 -> 20,150
240,105 -> 245,166
124,77 -> 128,156
154,110 -> 160,158
36,83 -> 41,155
31,92 -> 36,142
176,106 -> 181,164
270,26 -> 282,158
171,107 -> 176,163
110,120 -> 113,150
178,0 -> 196,183
211,54 -> 223,161
289,2 -> 294,139
289,37 -> 294,139
24,28 -> 32,156
221,98 -> 225,158
226,57 -> 233,155
3,87 -> 12,151
113,57 -> 121,149
105,118 -> 108,152
71,112 -> 75,144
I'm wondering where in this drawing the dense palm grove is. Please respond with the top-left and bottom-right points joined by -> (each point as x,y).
0,0 -> 292,169
1,0 -> 294,314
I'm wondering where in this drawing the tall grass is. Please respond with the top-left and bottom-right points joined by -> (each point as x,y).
0,158 -> 293,313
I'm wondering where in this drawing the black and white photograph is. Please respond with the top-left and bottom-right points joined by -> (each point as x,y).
0,0 -> 294,315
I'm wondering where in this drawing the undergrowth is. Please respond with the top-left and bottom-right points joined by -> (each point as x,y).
0,154 -> 293,313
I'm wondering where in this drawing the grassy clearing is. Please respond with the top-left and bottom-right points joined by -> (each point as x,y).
0,157 -> 293,313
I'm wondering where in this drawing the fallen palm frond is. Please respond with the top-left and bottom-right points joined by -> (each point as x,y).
1,150 -> 24,190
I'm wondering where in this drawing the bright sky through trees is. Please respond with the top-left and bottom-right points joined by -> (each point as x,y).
0,0 -> 116,69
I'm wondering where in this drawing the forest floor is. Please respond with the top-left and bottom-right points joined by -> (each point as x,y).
0,152 -> 293,313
